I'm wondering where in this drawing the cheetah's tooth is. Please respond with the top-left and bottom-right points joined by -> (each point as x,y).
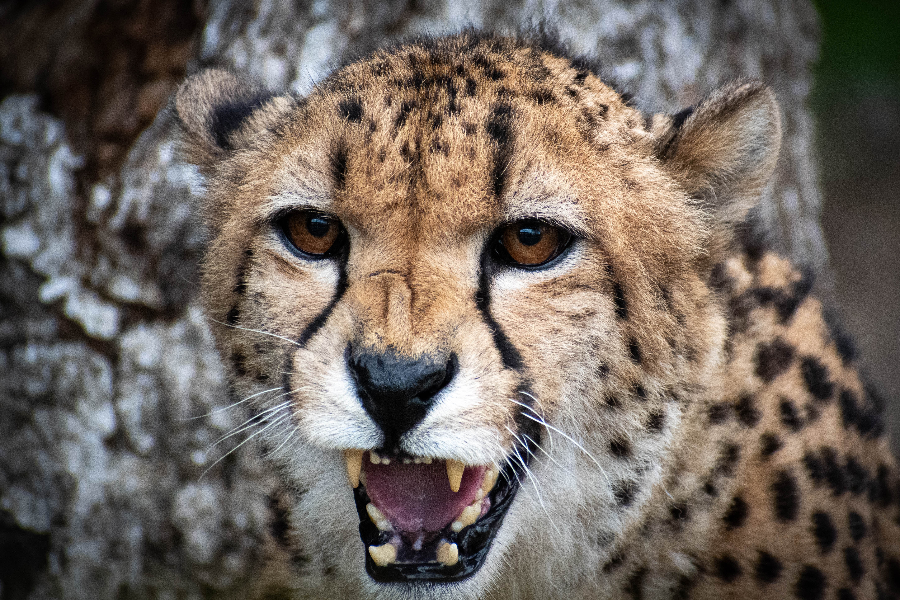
368,543 -> 397,567
436,542 -> 459,566
370,451 -> 381,465
446,459 -> 465,493
481,465 -> 499,494
451,502 -> 482,532
344,449 -> 363,488
366,503 -> 392,531
423,456 -> 432,464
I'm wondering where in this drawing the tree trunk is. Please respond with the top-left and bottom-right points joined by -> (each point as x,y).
0,1 -> 821,597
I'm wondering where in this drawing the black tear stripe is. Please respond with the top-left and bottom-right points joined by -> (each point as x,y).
475,254 -> 524,371
298,260 -> 348,348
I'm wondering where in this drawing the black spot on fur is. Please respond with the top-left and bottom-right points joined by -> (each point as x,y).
625,567 -> 646,600
671,107 -> 694,130
780,398 -> 804,431
330,143 -> 348,189
226,306 -> 240,325
602,551 -> 626,572
716,555 -> 742,582
845,457 -> 870,495
610,438 -> 632,458
794,565 -> 827,600
708,402 -> 732,425
234,249 -> 252,295
824,310 -> 858,364
573,69 -> 589,85
804,447 -> 848,496
338,98 -> 363,122
632,384 -> 646,400
848,511 -> 867,541
844,546 -> 865,582
628,339 -> 642,364
394,100 -> 418,129
755,338 -> 795,382
755,551 -> 783,583
268,494 -> 292,547
800,357 -> 834,402
811,512 -> 837,553
596,362 -> 610,379
716,443 -> 741,477
735,395 -> 761,427
704,481 -> 718,497
759,432 -> 783,458
840,388 -> 884,438
884,558 -> 900,594
837,589 -> 857,600
772,470 -> 800,522
614,481 -> 637,507
723,496 -> 748,530
871,464 -> 895,507
646,410 -> 665,433
612,281 -> 629,320
230,350 -> 247,377
669,503 -> 688,523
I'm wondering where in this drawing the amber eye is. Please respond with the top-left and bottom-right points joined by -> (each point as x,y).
280,210 -> 345,257
494,220 -> 572,267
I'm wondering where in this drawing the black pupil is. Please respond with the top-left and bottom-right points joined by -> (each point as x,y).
516,226 -> 543,246
306,215 -> 332,238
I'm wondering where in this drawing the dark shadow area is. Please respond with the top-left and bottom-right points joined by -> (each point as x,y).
813,0 -> 900,454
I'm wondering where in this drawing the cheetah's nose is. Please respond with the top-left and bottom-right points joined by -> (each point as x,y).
348,346 -> 457,450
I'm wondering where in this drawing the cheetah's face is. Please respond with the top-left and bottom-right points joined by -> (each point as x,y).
176,34 -> 780,595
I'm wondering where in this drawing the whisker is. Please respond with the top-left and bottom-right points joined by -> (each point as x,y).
211,400 -> 292,447
182,386 -> 284,421
509,447 -> 562,536
201,413 -> 291,479
509,397 -> 611,486
515,391 -> 555,452
209,317 -> 301,347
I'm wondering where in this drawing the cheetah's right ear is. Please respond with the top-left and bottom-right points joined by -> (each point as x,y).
653,80 -> 782,225
173,69 -> 284,169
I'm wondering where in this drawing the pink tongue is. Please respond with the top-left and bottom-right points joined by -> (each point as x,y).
364,459 -> 486,534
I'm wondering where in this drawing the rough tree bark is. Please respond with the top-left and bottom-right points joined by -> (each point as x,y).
0,1 -> 822,598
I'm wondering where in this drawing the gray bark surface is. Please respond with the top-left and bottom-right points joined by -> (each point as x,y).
0,1 -> 823,597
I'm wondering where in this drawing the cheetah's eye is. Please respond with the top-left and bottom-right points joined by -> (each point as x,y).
279,210 -> 346,258
492,220 -> 572,267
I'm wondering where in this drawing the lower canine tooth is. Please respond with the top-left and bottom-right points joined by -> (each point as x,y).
366,503 -> 392,531
344,450 -> 363,488
481,465 -> 499,494
446,459 -> 465,493
368,543 -> 397,567
450,502 -> 481,532
437,542 -> 459,566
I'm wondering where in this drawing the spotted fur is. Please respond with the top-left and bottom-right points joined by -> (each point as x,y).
175,32 -> 900,599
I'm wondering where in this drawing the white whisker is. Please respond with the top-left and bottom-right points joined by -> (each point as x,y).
182,386 -> 284,421
209,317 -> 301,347
509,396 -> 610,486
201,413 -> 291,479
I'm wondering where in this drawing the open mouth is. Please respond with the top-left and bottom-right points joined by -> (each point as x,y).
342,442 -> 535,583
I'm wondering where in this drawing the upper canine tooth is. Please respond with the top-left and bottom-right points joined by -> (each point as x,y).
446,459 -> 465,493
368,543 -> 397,567
344,450 -> 363,488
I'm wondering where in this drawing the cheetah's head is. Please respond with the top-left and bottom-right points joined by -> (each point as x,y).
176,33 -> 780,598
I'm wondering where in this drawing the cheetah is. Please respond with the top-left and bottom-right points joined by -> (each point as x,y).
174,31 -> 900,599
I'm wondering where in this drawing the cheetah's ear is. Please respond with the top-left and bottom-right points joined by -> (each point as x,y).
173,69 -> 284,169
654,80 -> 782,225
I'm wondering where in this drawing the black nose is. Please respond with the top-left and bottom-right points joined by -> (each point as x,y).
348,346 -> 457,450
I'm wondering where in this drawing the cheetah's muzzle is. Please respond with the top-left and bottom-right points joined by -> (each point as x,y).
344,444 -> 534,582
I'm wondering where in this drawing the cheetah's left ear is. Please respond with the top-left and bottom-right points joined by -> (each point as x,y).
653,80 -> 782,224
173,69 -> 289,171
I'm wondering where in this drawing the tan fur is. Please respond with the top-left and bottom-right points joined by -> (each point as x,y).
175,32 -> 900,600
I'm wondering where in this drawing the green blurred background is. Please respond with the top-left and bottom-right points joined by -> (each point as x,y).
813,0 -> 900,447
